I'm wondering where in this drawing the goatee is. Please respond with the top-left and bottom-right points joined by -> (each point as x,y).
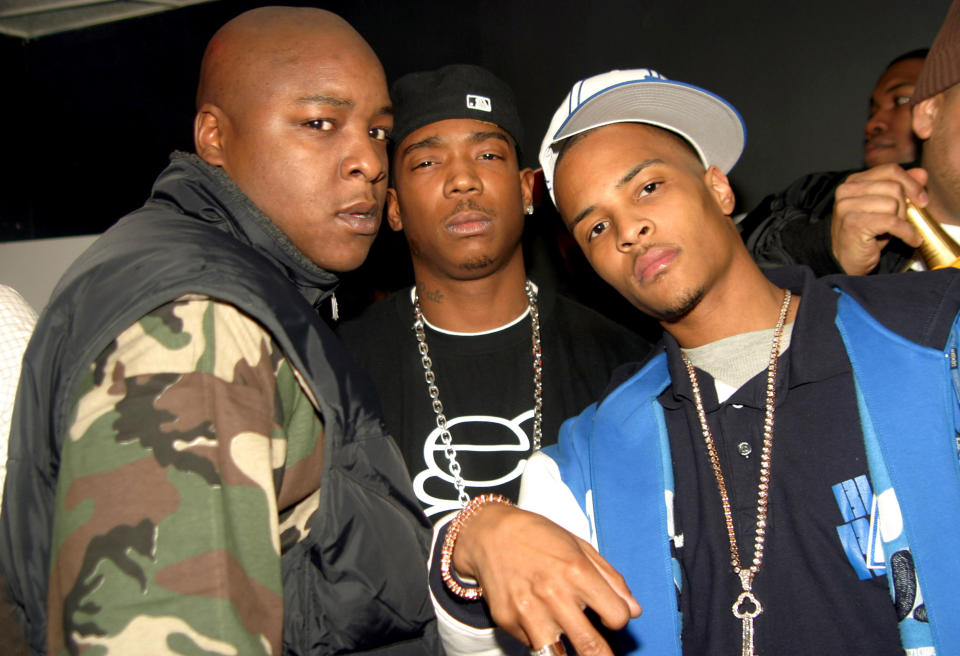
657,287 -> 705,323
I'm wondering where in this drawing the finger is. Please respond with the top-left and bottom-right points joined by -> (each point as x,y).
563,621 -> 614,656
481,586 -> 539,648
838,168 -> 927,208
835,178 -> 914,207
491,547 -> 622,655
843,162 -> 908,184
845,162 -> 918,184
883,215 -> 923,248
538,546 -> 634,633
500,592 -> 566,653
904,167 -> 930,205
490,557 -> 624,648
834,191 -> 903,219
576,539 -> 642,618
843,211 -> 922,248
538,599 -> 614,656
832,209 -> 913,274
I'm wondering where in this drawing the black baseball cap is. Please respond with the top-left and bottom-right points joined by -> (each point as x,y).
390,64 -> 524,154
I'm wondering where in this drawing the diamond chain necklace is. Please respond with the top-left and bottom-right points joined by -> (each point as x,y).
681,289 -> 791,656
413,281 -> 543,507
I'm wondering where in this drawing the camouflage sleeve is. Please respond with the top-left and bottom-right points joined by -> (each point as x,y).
48,295 -> 324,655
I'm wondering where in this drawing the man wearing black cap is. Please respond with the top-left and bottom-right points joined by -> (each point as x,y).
430,67 -> 960,656
338,64 -> 649,520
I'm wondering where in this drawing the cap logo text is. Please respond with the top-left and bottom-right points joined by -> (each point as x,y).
466,94 -> 492,112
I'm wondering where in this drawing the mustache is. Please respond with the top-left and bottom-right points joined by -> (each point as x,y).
635,241 -> 667,257
442,199 -> 497,222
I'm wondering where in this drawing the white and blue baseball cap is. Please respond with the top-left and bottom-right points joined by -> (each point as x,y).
538,68 -> 746,204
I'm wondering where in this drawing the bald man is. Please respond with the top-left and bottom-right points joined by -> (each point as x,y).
0,8 -> 439,655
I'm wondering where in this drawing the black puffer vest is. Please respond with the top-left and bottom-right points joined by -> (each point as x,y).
0,153 -> 440,655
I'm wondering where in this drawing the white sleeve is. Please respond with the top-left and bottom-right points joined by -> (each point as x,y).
428,513 -> 529,656
429,451 -> 595,656
518,451 -> 596,548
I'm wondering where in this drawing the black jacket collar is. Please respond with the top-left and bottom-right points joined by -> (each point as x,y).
154,152 -> 340,309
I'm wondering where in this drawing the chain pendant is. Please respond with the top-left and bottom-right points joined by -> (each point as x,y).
684,289 -> 791,656
733,591 -> 762,656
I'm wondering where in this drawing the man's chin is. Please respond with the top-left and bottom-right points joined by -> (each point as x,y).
312,241 -> 376,273
644,287 -> 705,324
459,256 -> 495,272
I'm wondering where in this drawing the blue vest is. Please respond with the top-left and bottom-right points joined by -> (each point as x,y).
548,290 -> 960,655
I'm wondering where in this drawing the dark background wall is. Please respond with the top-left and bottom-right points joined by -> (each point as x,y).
0,0 -> 949,241
0,0 -> 950,324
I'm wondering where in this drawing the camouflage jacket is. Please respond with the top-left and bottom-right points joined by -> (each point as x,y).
0,153 -> 439,655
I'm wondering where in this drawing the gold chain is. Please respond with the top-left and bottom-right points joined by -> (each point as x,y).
681,289 -> 791,656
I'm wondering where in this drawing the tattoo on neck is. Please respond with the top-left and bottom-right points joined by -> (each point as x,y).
423,288 -> 444,303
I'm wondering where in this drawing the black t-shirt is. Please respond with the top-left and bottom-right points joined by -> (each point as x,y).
338,286 -> 651,521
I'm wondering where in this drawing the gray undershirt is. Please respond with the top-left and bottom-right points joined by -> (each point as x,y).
681,323 -> 794,403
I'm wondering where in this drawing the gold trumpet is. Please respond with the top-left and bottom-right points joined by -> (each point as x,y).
904,197 -> 960,269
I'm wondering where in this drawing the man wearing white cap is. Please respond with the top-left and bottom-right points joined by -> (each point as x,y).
429,68 -> 960,656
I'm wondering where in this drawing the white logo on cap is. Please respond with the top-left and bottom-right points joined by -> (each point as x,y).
466,94 -> 492,112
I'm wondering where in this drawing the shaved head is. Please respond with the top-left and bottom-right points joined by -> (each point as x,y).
196,7 -> 377,113
192,6 -> 392,272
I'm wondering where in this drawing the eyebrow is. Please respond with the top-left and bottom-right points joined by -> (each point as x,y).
568,158 -> 663,231
402,135 -> 442,157
882,82 -> 915,95
296,94 -> 353,107
401,129 -> 511,158
295,94 -> 393,117
469,130 -> 510,146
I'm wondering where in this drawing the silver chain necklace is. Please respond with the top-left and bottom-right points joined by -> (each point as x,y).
412,281 -> 543,507
681,289 -> 791,656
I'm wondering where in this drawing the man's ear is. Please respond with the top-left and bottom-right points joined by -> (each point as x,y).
194,104 -> 227,166
386,188 -> 403,232
704,166 -> 736,215
912,94 -> 943,140
519,167 -> 536,212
